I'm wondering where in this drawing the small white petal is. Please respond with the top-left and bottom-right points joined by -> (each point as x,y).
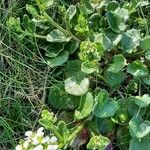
34,144 -> 43,150
47,145 -> 58,150
23,140 -> 29,149
32,137 -> 39,145
36,131 -> 44,137
37,127 -> 44,133
50,136 -> 58,143
16,145 -> 23,150
25,131 -> 33,137
41,136 -> 50,144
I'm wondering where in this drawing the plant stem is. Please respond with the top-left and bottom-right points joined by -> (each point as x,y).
44,13 -> 81,43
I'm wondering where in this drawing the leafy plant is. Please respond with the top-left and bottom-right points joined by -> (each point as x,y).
3,0 -> 150,149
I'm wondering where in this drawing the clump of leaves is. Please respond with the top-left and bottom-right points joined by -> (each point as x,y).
6,0 -> 150,149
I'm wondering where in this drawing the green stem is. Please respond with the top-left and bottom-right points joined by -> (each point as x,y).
34,33 -> 46,39
44,13 -> 81,43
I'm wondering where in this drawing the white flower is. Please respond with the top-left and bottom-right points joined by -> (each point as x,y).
50,136 -> 58,143
34,127 -> 44,138
37,127 -> 44,133
23,140 -> 30,149
36,131 -> 44,137
32,137 -> 40,145
25,131 -> 33,137
47,145 -> 58,150
41,136 -> 50,144
34,144 -> 43,150
16,145 -> 23,150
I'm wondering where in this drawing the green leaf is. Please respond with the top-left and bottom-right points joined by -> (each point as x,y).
57,121 -> 69,139
117,127 -> 131,150
78,0 -> 93,15
45,43 -> 64,58
65,41 -> 79,54
94,99 -> 119,118
34,0 -> 54,11
65,60 -> 85,81
120,29 -> 141,53
67,5 -> 76,20
106,12 -> 126,33
87,135 -> 110,150
94,33 -> 112,51
114,8 -> 129,22
96,118 -> 115,133
7,17 -> 23,33
39,110 -> 57,130
81,61 -> 99,74
129,115 -> 150,138
48,82 -> 80,110
93,90 -> 119,118
65,77 -> 89,96
75,93 -> 94,120
46,51 -> 69,67
145,50 -> 150,60
106,1 -> 119,11
75,14 -> 89,33
129,115 -> 143,138
129,137 -> 150,150
128,101 -> 147,117
140,36 -> 150,51
143,75 -> 150,86
46,29 -> 71,42
89,13 -> 103,31
127,60 -> 149,77
131,94 -> 150,108
23,15 -> 35,34
104,71 -> 125,88
26,4 -> 39,17
120,33 -> 134,52
108,54 -> 126,73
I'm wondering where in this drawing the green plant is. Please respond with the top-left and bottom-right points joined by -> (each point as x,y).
2,0 -> 150,149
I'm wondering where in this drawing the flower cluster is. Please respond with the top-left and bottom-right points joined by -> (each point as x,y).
16,127 -> 58,150
79,41 -> 103,62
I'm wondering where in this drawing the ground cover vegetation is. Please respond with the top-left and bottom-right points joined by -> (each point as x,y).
1,0 -> 150,149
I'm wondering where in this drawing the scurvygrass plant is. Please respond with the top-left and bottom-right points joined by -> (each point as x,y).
2,0 -> 150,149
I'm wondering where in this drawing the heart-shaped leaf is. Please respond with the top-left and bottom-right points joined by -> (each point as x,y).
65,77 -> 89,96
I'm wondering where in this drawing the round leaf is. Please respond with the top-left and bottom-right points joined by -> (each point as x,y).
46,51 -> 69,67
